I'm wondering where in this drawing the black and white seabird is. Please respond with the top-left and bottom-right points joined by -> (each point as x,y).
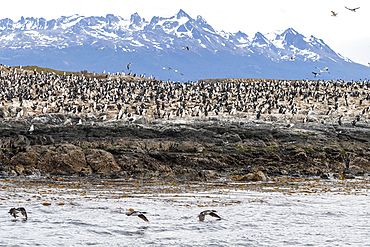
315,67 -> 330,74
9,207 -> 28,220
197,210 -> 221,221
182,46 -> 190,51
345,6 -> 360,12
338,115 -> 343,126
126,210 -> 149,222
29,124 -> 34,133
167,67 -> 184,75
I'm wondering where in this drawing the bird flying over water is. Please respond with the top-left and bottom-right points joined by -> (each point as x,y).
9,207 -> 28,220
331,11 -> 338,17
197,210 -> 221,221
345,6 -> 360,12
126,210 -> 149,222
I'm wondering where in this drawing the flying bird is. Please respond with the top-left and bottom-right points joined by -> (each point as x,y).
345,6 -> 360,12
290,56 -> 295,61
315,67 -> 330,74
9,207 -> 28,220
126,210 -> 149,222
168,67 -> 184,75
182,46 -> 190,51
126,62 -> 135,71
312,72 -> 321,78
197,210 -> 221,222
331,11 -> 338,17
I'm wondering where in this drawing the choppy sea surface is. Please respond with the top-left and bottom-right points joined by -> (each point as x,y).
0,175 -> 369,247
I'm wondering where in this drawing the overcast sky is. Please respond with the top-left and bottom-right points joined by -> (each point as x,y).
1,0 -> 369,65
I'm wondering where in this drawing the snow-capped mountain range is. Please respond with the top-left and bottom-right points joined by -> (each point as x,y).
0,10 -> 368,80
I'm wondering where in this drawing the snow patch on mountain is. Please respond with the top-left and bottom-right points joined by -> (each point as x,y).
0,9 -> 343,62
0,9 -> 367,80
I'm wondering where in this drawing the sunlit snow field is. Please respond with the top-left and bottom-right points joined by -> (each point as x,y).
0,176 -> 369,246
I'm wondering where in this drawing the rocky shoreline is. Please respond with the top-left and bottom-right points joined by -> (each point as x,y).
1,114 -> 369,181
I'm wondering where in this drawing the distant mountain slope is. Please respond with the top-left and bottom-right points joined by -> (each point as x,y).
0,10 -> 368,81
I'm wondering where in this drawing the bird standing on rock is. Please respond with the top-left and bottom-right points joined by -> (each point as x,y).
338,115 -> 343,126
344,155 -> 351,169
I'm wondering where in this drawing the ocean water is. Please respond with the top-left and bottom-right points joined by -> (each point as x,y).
0,176 -> 369,247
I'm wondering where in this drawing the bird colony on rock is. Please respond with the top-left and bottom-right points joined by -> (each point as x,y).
0,65 -> 370,127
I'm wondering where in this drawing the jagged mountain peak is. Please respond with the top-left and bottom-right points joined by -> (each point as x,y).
0,11 -> 342,59
283,27 -> 298,35
106,14 -> 121,23
252,32 -> 269,44
59,14 -> 83,22
235,30 -> 248,37
0,10 -> 365,80
233,31 -> 250,42
176,9 -> 191,19
253,32 -> 267,38
276,28 -> 304,42
195,15 -> 214,32
147,10 -> 191,30
130,12 -> 143,22
130,12 -> 145,29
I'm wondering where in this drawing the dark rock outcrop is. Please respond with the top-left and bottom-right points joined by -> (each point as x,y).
1,114 -> 370,180
84,149 -> 121,174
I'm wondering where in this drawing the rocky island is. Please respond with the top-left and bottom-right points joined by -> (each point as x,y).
0,65 -> 369,180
